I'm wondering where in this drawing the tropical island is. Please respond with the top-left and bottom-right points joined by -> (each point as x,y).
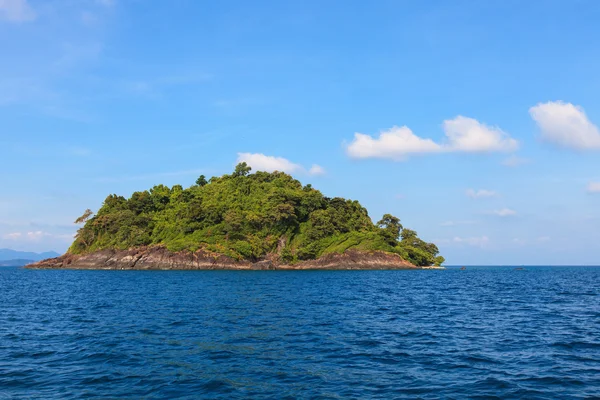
28,163 -> 444,270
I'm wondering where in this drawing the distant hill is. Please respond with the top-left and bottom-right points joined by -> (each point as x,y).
0,249 -> 60,262
0,259 -> 35,267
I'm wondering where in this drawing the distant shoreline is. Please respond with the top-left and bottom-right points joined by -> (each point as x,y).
0,259 -> 34,267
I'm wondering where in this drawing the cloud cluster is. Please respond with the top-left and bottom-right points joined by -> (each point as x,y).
346,116 -> 518,160
2,232 -> 22,239
443,117 -> 518,152
530,101 -> 600,150
0,0 -> 35,22
492,208 -> 517,217
346,101 -> 600,166
308,164 -> 325,176
466,189 -> 497,199
587,182 -> 600,194
346,126 -> 440,160
237,153 -> 325,176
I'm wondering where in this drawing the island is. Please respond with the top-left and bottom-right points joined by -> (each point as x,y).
28,163 -> 444,270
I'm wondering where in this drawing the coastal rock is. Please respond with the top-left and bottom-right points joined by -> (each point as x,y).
26,246 -> 419,270
288,249 -> 417,270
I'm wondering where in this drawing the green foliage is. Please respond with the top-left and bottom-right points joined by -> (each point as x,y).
74,209 -> 94,224
394,228 -> 442,266
195,175 -> 208,186
69,163 -> 442,266
279,246 -> 295,263
377,213 -> 403,246
233,162 -> 251,177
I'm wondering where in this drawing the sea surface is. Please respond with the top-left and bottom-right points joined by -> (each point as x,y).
1,266 -> 599,399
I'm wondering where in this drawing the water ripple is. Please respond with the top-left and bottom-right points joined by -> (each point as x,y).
0,266 -> 599,399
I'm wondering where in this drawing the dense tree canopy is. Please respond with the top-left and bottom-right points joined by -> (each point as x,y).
195,175 -> 207,186
70,164 -> 444,266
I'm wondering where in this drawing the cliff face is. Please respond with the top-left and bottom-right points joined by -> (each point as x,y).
26,246 -> 418,270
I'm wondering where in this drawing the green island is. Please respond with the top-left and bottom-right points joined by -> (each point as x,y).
29,163 -> 444,270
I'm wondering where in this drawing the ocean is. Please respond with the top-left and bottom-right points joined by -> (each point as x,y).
1,266 -> 599,399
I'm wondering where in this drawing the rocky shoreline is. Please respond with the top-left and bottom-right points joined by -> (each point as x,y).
26,246 -> 421,270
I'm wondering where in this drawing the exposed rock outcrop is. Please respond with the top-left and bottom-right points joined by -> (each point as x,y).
26,246 -> 419,270
278,249 -> 417,270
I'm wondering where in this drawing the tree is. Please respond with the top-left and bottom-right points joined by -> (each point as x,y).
224,209 -> 244,234
128,191 -> 154,215
271,203 -> 297,226
75,209 -> 94,224
73,209 -> 95,249
400,228 -> 417,241
100,195 -> 127,213
306,209 -> 336,240
423,242 -> 439,257
196,175 -> 208,186
233,162 -> 252,177
377,214 -> 403,245
149,184 -> 171,210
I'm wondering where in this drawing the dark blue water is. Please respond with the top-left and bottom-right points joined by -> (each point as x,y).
1,266 -> 599,399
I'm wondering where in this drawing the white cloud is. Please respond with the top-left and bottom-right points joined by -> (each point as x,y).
0,0 -> 36,22
346,116 -> 517,160
237,153 -> 302,174
2,232 -> 22,239
440,220 -> 478,227
587,182 -> 600,193
502,155 -> 530,167
308,164 -> 325,176
537,236 -> 551,242
466,189 -> 497,199
492,208 -> 517,217
237,153 -> 325,176
443,116 -> 518,152
453,236 -> 489,248
346,126 -> 441,161
26,231 -> 50,240
530,101 -> 600,150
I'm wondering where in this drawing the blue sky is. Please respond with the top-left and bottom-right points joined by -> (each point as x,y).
1,0 -> 600,264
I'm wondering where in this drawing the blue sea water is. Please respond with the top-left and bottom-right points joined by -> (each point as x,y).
0,266 -> 599,399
